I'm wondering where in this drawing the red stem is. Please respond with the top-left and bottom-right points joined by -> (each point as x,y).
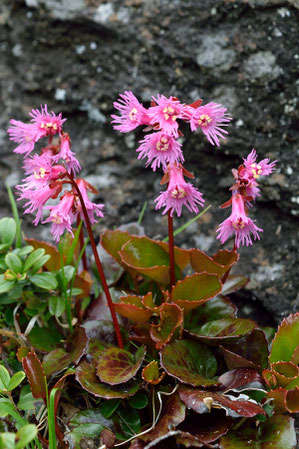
68,173 -> 123,349
77,215 -> 88,271
221,242 -> 237,285
168,210 -> 176,288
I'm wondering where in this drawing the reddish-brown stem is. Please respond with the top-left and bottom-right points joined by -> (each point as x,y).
221,243 -> 237,285
68,173 -> 124,348
77,215 -> 88,272
168,210 -> 176,288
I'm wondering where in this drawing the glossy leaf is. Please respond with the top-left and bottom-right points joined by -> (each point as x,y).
128,391 -> 149,409
5,253 -> 22,274
22,352 -> 47,401
101,229 -> 132,265
221,275 -> 249,296
73,270 -> 93,299
0,365 -> 10,390
16,347 -> 29,362
28,326 -> 62,352
7,372 -> 25,391
114,293 -> 153,324
219,414 -> 296,449
150,303 -> 183,349
29,272 -> 58,290
269,313 -> 299,364
190,248 -> 238,277
0,275 -> 16,294
171,273 -> 222,313
15,424 -> 38,449
25,238 -> 64,271
97,346 -> 145,385
271,361 -> 299,388
0,218 -> 16,247
160,339 -> 219,387
219,368 -> 265,393
49,296 -> 66,317
99,399 -> 121,419
22,248 -> 45,272
179,385 -> 266,418
188,318 -> 257,344
142,361 -> 166,385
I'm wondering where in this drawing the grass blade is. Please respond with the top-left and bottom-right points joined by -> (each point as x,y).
66,220 -> 83,265
6,184 -> 22,248
137,201 -> 148,225
162,205 -> 212,242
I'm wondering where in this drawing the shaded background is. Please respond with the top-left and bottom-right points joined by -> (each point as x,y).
0,0 -> 298,322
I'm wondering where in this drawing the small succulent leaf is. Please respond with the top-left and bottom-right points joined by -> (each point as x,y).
49,296 -> 66,317
43,349 -> 72,377
219,414 -> 296,449
97,346 -> 146,385
221,275 -> 249,296
99,399 -> 121,418
150,303 -> 183,349
185,296 -> 236,331
269,313 -> 299,364
142,361 -> 166,385
171,273 -> 222,313
221,346 -> 260,371
7,372 -> 25,391
188,318 -> 257,344
25,238 -> 63,270
114,296 -> 152,324
190,248 -> 237,277
28,326 -> 62,352
16,347 -> 29,363
17,245 -> 34,257
30,254 -> 51,274
0,274 -> 16,294
128,391 -> 149,409
29,272 -> 58,290
5,253 -> 23,274
22,248 -> 45,272
285,386 -> 299,413
22,352 -> 47,401
160,339 -> 219,387
101,229 -> 132,265
221,329 -> 269,369
219,368 -> 265,392
271,361 -> 299,388
212,249 -> 239,268
291,344 -> 299,365
0,218 -> 16,246
142,394 -> 186,442
66,408 -> 113,449
0,365 -> 11,390
179,385 -> 266,418
73,270 -> 93,299
0,432 -> 15,449
15,424 -> 38,449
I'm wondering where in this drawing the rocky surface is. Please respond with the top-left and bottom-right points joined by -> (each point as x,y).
0,0 -> 298,323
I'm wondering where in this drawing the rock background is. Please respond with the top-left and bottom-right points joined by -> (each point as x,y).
0,0 -> 298,323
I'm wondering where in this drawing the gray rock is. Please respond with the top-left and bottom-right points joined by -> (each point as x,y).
244,51 -> 283,83
196,34 -> 236,74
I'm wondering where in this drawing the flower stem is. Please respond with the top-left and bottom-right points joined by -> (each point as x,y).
221,243 -> 237,285
168,210 -> 176,288
68,173 -> 123,349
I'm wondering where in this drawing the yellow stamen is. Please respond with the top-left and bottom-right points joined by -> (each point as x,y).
129,107 -> 138,121
34,167 -> 46,180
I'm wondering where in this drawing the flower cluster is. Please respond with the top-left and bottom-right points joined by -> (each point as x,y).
112,91 -> 231,217
8,106 -> 104,242
217,149 -> 276,248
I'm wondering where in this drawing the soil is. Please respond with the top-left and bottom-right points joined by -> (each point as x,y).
0,0 -> 298,326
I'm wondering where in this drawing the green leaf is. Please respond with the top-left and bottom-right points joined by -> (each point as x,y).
6,184 -> 22,249
99,399 -> 121,418
0,432 -> 15,449
160,339 -> 219,387
17,246 -> 34,257
23,248 -> 45,272
7,371 -> 25,391
142,360 -> 165,385
49,296 -> 66,317
116,405 -> 141,438
190,248 -> 238,277
29,272 -> 58,290
185,295 -> 237,330
30,254 -> 51,274
17,390 -> 39,411
270,313 -> 299,364
67,408 -> 113,448
150,303 -> 183,349
28,326 -> 62,352
57,265 -> 75,285
15,424 -> 38,449
0,218 -> 16,247
188,318 -> 257,344
128,391 -> 149,409
5,253 -> 23,274
0,274 -> 16,294
0,365 -> 11,390
97,346 -> 146,385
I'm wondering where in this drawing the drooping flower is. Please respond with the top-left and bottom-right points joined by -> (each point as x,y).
185,102 -> 231,146
148,95 -> 185,138
43,192 -> 75,242
136,132 -> 184,171
7,105 -> 66,155
111,91 -> 150,132
243,148 -> 276,179
75,179 -> 105,225
216,193 -> 263,248
55,133 -> 81,173
155,164 -> 204,217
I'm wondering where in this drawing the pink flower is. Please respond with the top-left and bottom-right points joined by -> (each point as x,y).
136,132 -> 184,171
148,95 -> 185,138
155,164 -> 205,217
75,179 -> 105,225
17,184 -> 61,226
55,133 -> 81,173
216,194 -> 263,248
185,102 -> 231,146
243,149 -> 276,179
8,105 -> 66,155
111,91 -> 150,132
43,192 -> 75,242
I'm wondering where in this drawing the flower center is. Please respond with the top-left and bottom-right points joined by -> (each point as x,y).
129,108 -> 138,121
40,121 -> 58,130
233,217 -> 246,229
52,214 -> 62,224
198,114 -> 212,126
156,136 -> 169,152
163,106 -> 177,122
34,167 -> 46,179
171,186 -> 186,199
250,163 -> 262,179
